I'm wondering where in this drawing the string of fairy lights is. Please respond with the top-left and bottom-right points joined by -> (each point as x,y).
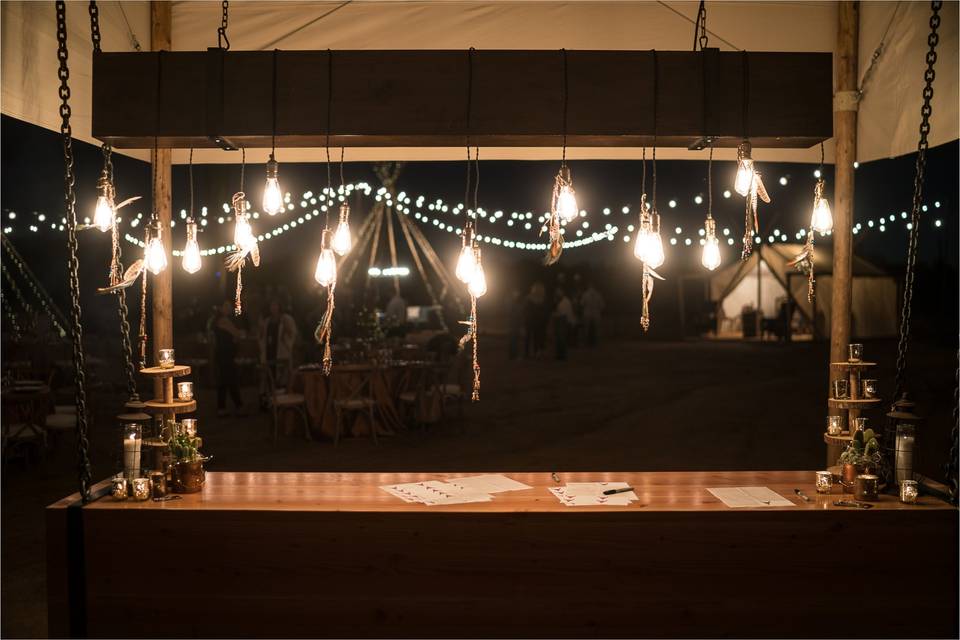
1,183 -> 948,257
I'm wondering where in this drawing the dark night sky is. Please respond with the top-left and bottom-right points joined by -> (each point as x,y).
2,115 -> 957,340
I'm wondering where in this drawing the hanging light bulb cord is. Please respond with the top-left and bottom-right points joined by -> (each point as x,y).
188,147 -> 195,223
271,48 -> 278,159
561,47 -> 568,168
651,50 -> 658,212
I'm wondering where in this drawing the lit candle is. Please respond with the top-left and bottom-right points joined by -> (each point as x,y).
848,343 -> 863,362
177,381 -> 193,401
900,480 -> 918,504
181,418 -> 198,438
815,470 -> 833,494
111,475 -> 128,501
895,430 -> 915,484
123,424 -> 142,481
131,477 -> 151,501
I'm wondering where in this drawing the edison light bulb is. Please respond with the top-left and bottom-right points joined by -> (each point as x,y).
314,229 -> 337,286
262,155 -> 283,215
144,226 -> 167,275
556,185 -> 578,224
93,195 -> 114,232
332,220 -> 352,256
645,231 -> 665,269
811,181 -> 833,234
182,220 -> 201,274
234,214 -> 256,253
734,141 -> 755,197
701,236 -> 721,271
633,227 -> 651,262
468,262 -> 487,298
455,229 -> 477,283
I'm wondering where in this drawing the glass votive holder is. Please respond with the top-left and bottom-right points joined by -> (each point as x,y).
827,415 -> 845,436
900,479 -> 919,504
848,343 -> 863,362
854,474 -> 879,501
815,470 -> 833,494
149,470 -> 167,498
862,379 -> 879,399
123,423 -> 142,481
181,418 -> 198,438
158,348 -> 175,369
110,475 -> 128,500
832,379 -> 849,400
131,477 -> 151,501
853,416 -> 869,433
177,381 -> 194,402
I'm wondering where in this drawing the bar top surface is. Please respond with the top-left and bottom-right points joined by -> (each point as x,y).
56,471 -> 955,514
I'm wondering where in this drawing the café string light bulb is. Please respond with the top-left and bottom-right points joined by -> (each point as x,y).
701,214 -> 721,271
810,178 -> 834,234
455,225 -> 477,283
262,155 -> 283,216
314,228 -> 337,287
144,219 -> 167,275
182,219 -> 202,274
467,248 -> 487,298
734,141 -> 755,197
332,203 -> 352,256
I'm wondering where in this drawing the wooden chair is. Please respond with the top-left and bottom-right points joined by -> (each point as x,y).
1,392 -> 48,467
329,364 -> 379,446
261,363 -> 311,444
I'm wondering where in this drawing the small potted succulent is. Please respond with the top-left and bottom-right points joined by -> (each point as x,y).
167,426 -> 208,493
838,428 -> 882,488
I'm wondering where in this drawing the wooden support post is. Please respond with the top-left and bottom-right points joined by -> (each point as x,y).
151,1 -> 173,384
828,1 -> 859,464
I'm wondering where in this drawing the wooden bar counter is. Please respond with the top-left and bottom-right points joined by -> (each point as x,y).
48,471 -> 957,638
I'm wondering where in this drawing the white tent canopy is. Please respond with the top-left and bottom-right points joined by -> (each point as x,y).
2,1 -> 957,164
709,243 -> 899,338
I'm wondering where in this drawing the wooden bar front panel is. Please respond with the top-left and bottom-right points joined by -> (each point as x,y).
49,472 -> 958,638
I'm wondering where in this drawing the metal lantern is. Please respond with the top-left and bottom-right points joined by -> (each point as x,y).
887,393 -> 923,485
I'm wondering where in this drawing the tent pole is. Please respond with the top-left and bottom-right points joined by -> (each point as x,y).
828,0 -> 859,464
150,1 -> 173,392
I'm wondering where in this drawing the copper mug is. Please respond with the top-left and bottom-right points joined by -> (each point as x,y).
854,474 -> 879,501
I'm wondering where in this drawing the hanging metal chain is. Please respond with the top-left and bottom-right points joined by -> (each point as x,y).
56,0 -> 93,502
893,0 -> 941,402
217,0 -> 230,50
88,0 -> 101,53
693,0 -> 709,51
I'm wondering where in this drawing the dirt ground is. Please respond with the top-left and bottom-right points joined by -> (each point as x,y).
2,336 -> 956,638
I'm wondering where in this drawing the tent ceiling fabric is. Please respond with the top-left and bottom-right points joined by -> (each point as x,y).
2,1 -> 957,164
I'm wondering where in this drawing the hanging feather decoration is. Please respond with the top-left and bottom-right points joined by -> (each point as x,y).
313,228 -> 337,375
640,264 -> 665,332
543,165 -> 575,265
224,192 -> 260,315
741,171 -> 770,260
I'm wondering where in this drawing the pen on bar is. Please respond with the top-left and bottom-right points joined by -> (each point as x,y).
602,487 -> 634,495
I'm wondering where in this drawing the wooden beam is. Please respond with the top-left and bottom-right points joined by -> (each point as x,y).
828,1 -> 858,465
150,1 -> 173,377
92,49 -> 832,149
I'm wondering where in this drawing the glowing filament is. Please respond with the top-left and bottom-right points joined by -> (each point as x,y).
701,216 -> 721,271
633,204 -> 665,269
468,249 -> 487,298
182,220 -> 202,274
556,185 -> 578,224
262,155 -> 283,215
314,229 -> 337,287
332,204 -> 352,256
93,195 -> 114,233
456,228 -> 477,283
234,213 -> 256,253
144,225 -> 167,275
811,179 -> 833,234
734,141 -> 755,197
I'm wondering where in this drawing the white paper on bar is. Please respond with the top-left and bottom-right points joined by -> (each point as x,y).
445,474 -> 532,494
708,487 -> 795,508
381,481 -> 493,506
548,484 -> 638,507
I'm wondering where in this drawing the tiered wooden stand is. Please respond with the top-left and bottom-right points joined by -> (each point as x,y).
824,361 -> 882,466
140,365 -> 195,473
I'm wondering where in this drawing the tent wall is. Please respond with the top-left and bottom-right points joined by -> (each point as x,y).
2,1 -> 956,164
788,274 -> 898,338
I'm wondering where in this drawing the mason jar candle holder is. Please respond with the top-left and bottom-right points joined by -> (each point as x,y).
852,416 -> 869,434
862,379 -> 879,399
832,379 -> 849,400
181,418 -> 198,438
177,381 -> 194,402
827,415 -> 845,436
815,470 -> 833,494
131,477 -> 151,501
848,343 -> 863,363
158,348 -> 176,369
110,475 -> 128,500
123,423 -> 142,481
899,479 -> 919,504
854,474 -> 879,501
